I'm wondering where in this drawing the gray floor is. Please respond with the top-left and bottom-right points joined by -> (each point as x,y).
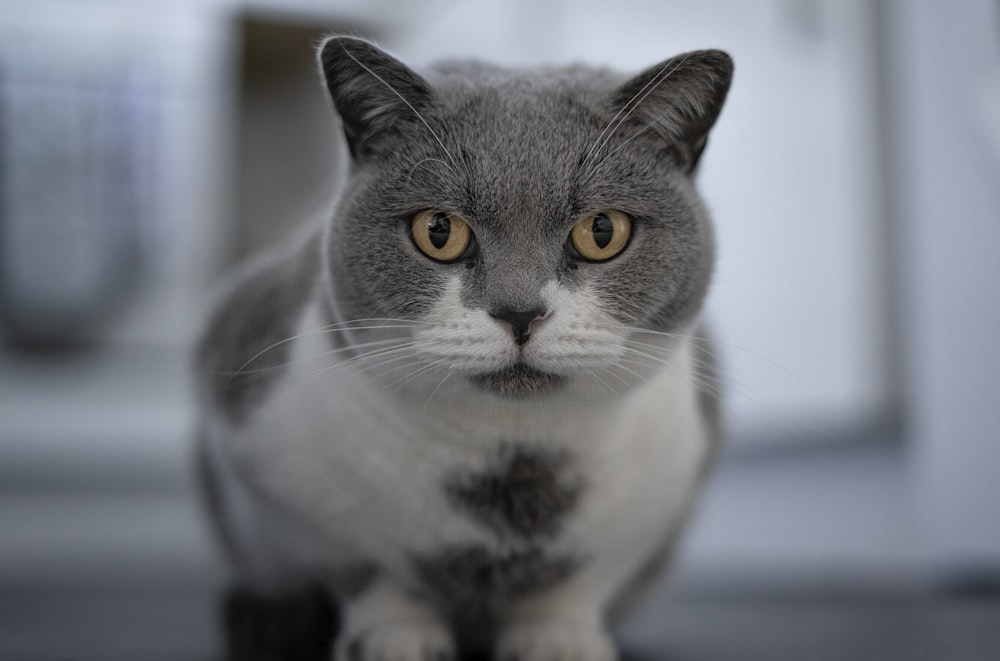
4,574 -> 1000,661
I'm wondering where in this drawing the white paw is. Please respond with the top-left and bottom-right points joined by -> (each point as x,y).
498,620 -> 618,661
337,621 -> 456,661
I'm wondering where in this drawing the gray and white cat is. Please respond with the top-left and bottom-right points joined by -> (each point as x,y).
195,36 -> 732,661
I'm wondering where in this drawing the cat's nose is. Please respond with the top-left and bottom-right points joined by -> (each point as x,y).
490,308 -> 548,346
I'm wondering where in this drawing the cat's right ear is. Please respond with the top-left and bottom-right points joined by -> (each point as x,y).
318,36 -> 432,159
610,50 -> 733,173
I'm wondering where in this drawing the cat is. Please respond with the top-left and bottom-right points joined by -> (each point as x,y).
195,35 -> 732,661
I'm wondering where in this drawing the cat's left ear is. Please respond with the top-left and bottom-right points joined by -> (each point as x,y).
318,36 -> 433,159
611,50 -> 733,173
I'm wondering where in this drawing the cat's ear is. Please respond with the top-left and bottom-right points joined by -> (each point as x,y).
318,36 -> 432,159
611,50 -> 733,173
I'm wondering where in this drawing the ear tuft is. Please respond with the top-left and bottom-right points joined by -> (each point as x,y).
318,36 -> 432,159
611,50 -> 733,172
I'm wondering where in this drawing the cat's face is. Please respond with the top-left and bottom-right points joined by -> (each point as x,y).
320,39 -> 731,398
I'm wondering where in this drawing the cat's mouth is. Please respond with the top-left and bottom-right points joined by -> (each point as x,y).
468,362 -> 565,398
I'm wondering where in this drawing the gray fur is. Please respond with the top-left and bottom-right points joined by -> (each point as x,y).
692,325 -> 723,447
193,433 -> 241,561
412,545 -> 580,609
444,444 -> 583,540
197,239 -> 320,423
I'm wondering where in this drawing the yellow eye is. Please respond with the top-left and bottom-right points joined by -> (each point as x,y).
569,210 -> 632,262
411,210 -> 473,262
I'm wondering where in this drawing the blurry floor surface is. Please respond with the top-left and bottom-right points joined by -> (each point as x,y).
3,577 -> 1000,661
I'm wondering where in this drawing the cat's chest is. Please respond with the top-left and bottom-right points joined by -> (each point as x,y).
226,362 -> 703,558
231,366 -> 618,528
218,301 -> 709,563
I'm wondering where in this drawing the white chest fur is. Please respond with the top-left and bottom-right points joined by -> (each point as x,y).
206,296 -> 711,600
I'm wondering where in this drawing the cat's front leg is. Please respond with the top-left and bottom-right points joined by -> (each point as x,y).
334,577 -> 455,661
497,587 -> 617,661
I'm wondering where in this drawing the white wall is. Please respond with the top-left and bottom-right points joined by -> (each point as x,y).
0,0 -> 891,446
0,0 -> 237,347
885,0 -> 1000,575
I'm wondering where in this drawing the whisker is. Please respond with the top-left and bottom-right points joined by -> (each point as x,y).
597,365 -> 631,390
420,369 -> 455,411
216,338 -> 411,377
620,343 -> 720,375
623,326 -> 801,381
583,367 -> 617,394
582,57 -> 682,168
312,353 -> 421,381
353,349 -> 441,386
386,358 -> 445,390
582,54 -> 690,173
692,375 -> 725,399
616,349 -> 727,395
225,326 -> 343,382
291,343 -> 424,379
608,360 -> 648,383
407,157 -> 454,185
321,317 -> 431,327
615,351 -> 830,437
594,121 -> 663,167
338,343 -> 425,371
223,318 -> 426,382
321,324 -> 430,333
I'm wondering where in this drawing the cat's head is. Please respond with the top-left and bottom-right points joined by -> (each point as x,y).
317,36 -> 731,399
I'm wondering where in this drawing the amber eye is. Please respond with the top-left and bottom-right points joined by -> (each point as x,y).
569,210 -> 632,262
411,210 -> 474,262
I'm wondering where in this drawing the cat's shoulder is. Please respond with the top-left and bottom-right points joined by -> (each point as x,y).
195,227 -> 323,424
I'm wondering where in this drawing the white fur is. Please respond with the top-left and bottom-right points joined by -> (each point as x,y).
201,274 -> 710,661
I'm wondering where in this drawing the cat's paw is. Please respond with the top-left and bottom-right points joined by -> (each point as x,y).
337,621 -> 456,661
497,620 -> 618,661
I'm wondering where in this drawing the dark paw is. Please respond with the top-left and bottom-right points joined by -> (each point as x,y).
222,583 -> 338,661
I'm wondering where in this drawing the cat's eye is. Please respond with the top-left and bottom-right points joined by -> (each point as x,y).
568,210 -> 632,262
411,210 -> 475,263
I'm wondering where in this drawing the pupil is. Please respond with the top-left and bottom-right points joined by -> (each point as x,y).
428,213 -> 451,250
592,214 -> 613,249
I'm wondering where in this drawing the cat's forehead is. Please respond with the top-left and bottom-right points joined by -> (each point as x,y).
428,60 -> 621,98
427,64 -> 617,159
378,64 -> 662,233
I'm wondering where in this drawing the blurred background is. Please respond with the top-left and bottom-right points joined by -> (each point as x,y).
1,0 -> 998,659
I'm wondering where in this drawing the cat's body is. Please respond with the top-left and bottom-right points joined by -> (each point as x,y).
196,37 -> 732,661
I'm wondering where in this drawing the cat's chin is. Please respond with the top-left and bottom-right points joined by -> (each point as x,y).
468,363 -> 566,399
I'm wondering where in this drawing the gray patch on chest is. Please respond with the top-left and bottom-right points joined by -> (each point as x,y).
444,444 -> 583,540
197,240 -> 319,424
413,544 -> 579,607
